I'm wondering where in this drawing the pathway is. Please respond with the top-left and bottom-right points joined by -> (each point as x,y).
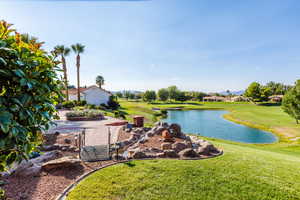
47,110 -> 123,146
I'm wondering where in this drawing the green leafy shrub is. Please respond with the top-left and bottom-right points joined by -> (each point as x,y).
86,104 -> 96,109
73,106 -> 85,111
62,100 -> 76,109
0,21 -> 63,171
107,95 -> 120,110
160,109 -> 168,115
282,80 -> 300,124
96,105 -> 106,110
114,110 -> 126,119
74,100 -> 87,106
0,188 -> 5,200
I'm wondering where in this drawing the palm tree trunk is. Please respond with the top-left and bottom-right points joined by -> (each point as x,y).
62,56 -> 69,101
77,54 -> 80,101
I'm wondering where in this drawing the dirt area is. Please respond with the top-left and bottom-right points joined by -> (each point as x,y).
117,129 -> 131,142
1,133 -> 117,200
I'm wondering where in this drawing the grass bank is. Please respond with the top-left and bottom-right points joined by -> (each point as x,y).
66,138 -> 300,200
119,100 -> 300,143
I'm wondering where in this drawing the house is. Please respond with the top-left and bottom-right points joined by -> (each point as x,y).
230,96 -> 249,102
269,95 -> 284,102
203,96 -> 226,102
63,85 -> 112,105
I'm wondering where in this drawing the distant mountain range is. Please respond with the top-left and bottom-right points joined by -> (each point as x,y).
112,90 -> 143,94
219,90 -> 244,96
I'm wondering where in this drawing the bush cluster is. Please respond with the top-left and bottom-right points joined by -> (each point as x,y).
60,100 -> 87,109
0,21 -> 63,171
66,109 -> 104,118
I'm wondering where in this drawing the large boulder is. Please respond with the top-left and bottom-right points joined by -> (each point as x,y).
131,151 -> 147,159
184,141 -> 193,148
31,150 -> 61,164
133,128 -> 144,135
161,142 -> 172,150
40,144 -> 76,152
42,157 -> 81,171
163,150 -> 179,158
112,153 -> 125,161
190,136 -> 206,145
197,143 -> 219,155
178,148 -> 199,158
156,152 -> 165,158
169,123 -> 182,137
13,150 -> 61,176
172,142 -> 188,153
43,133 -> 58,145
154,126 -> 167,135
64,138 -> 72,144
137,136 -> 148,144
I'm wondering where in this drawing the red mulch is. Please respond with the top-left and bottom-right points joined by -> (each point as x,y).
1,133 -> 117,200
139,135 -> 184,150
2,160 -> 115,200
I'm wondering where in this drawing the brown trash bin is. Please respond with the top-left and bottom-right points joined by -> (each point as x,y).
133,116 -> 144,127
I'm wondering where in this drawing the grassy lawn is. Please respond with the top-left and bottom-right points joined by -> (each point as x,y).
66,101 -> 300,200
67,138 -> 300,200
119,100 -> 300,143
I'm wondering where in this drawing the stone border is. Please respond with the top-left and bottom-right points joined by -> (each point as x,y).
55,151 -> 223,200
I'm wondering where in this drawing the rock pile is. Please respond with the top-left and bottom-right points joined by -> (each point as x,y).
116,122 -> 222,160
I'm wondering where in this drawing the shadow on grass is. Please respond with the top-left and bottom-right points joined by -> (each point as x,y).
150,102 -> 203,106
257,103 -> 281,107
124,162 -> 136,167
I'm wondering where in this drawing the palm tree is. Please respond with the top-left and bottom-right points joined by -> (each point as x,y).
96,75 -> 105,89
71,43 -> 85,101
54,45 -> 71,101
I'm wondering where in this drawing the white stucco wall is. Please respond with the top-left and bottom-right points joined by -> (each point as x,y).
83,87 -> 111,105
69,94 -> 84,101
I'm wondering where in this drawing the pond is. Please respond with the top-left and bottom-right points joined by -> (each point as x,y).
163,110 -> 277,143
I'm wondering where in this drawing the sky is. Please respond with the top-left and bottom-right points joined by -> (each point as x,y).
0,0 -> 299,92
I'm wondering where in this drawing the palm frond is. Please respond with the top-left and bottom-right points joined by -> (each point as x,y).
71,43 -> 85,54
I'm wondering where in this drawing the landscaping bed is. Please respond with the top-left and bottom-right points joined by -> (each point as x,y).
0,133 -> 114,200
65,110 -> 104,121
114,122 -> 222,160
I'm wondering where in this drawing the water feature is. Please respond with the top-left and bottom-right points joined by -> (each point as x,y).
163,110 -> 277,143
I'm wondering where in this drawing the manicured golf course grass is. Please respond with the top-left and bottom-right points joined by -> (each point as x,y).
67,138 -> 300,200
67,101 -> 300,200
119,100 -> 300,142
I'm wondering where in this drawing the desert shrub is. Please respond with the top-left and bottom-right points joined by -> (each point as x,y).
0,21 -> 63,171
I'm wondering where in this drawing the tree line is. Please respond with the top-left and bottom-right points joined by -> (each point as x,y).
116,86 -> 207,102
244,81 -> 292,102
